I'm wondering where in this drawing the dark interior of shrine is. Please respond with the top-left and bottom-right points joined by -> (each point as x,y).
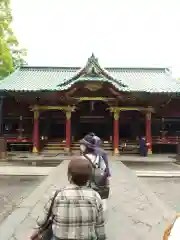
119,111 -> 145,140
39,101 -> 113,141
119,111 -> 145,139
72,101 -> 112,141
40,110 -> 66,139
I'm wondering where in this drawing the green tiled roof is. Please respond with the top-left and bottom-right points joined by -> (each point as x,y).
0,54 -> 179,93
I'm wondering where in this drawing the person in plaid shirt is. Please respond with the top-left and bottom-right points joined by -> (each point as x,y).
37,157 -> 106,240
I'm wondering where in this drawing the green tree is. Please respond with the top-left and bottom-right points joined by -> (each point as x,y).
0,0 -> 27,79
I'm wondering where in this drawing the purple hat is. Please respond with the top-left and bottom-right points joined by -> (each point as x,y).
80,134 -> 96,149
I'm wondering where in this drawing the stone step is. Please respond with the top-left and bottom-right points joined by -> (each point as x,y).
43,148 -> 64,151
44,146 -> 64,149
45,143 -> 65,146
135,170 -> 180,177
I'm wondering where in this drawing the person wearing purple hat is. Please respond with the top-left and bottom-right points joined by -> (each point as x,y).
80,134 -> 110,212
85,133 -> 111,178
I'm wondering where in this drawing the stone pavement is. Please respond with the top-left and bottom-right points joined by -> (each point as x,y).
0,155 -> 179,178
125,162 -> 180,171
0,166 -> 53,176
0,176 -> 44,224
119,154 -> 176,162
106,161 -> 176,240
144,177 -> 180,212
1,162 -> 180,177
0,161 -> 68,240
125,161 -> 180,177
135,170 -> 180,177
7,152 -> 176,163
0,160 -> 177,240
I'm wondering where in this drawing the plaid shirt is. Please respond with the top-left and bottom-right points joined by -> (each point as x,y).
38,184 -> 106,240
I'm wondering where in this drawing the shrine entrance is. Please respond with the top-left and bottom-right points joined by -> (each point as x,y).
40,110 -> 65,140
119,110 -> 145,140
72,101 -> 112,141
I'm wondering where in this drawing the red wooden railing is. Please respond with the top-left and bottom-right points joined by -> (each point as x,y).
152,136 -> 180,144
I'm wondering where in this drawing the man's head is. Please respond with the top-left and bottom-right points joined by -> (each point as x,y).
68,157 -> 92,186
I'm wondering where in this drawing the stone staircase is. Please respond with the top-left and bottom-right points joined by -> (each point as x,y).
119,140 -> 139,154
43,139 -> 66,153
43,140 -> 113,154
71,141 -> 113,153
43,139 -> 139,155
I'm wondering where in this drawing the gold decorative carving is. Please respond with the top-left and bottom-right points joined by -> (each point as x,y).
79,97 -> 105,101
66,111 -> 71,120
32,146 -> 38,153
34,110 -> 39,120
146,112 -> 151,120
114,111 -> 119,120
108,106 -> 154,112
84,83 -> 102,91
31,105 -> 75,112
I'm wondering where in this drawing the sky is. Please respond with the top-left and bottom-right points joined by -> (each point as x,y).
11,0 -> 180,77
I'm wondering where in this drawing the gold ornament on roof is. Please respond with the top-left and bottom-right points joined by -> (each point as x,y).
84,82 -> 102,91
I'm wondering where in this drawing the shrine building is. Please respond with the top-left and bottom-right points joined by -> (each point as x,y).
0,54 -> 180,155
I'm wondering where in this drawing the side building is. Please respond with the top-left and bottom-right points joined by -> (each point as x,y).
0,54 -> 180,155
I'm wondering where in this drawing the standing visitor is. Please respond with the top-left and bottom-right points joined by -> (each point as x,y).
32,157 -> 106,240
87,133 -> 111,178
80,134 -> 110,212
139,136 -> 148,157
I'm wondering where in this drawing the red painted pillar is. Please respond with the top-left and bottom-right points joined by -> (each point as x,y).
113,111 -> 119,155
32,109 -> 39,153
65,111 -> 71,152
146,111 -> 152,154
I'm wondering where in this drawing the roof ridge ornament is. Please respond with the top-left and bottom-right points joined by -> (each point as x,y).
85,53 -> 101,76
90,53 -> 98,62
86,53 -> 99,68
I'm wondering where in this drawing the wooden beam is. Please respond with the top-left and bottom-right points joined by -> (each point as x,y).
108,106 -> 155,113
72,97 -> 115,102
30,105 -> 75,112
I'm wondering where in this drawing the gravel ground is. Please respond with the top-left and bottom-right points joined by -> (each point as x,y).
142,177 -> 180,212
0,176 -> 44,224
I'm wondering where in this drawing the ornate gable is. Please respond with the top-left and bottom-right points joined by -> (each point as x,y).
57,53 -> 128,91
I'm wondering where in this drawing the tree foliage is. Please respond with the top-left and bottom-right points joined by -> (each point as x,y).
0,0 -> 27,79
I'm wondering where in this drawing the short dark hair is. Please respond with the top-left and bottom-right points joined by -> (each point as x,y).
68,157 -> 92,186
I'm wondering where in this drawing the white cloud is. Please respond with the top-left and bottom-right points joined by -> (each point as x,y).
11,0 -> 180,77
